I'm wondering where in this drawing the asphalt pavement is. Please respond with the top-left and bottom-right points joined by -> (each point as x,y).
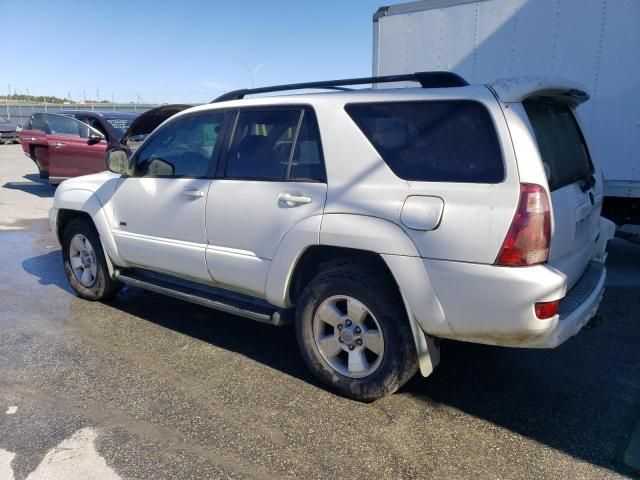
0,144 -> 639,479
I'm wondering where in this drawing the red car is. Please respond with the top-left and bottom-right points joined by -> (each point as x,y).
19,111 -> 138,184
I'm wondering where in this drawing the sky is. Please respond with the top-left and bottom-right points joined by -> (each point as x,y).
2,0 -> 386,104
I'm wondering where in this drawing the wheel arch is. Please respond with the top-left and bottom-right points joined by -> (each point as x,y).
266,213 -> 446,377
55,188 -> 127,270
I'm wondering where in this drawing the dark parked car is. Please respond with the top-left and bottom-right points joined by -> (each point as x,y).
0,116 -> 19,144
19,111 -> 138,183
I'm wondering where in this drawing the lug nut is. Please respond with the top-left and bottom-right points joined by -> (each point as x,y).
338,338 -> 344,343
354,327 -> 361,334
356,339 -> 363,346
348,345 -> 354,350
345,320 -> 352,327
337,324 -> 343,330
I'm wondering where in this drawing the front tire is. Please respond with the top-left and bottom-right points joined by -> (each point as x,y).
295,265 -> 418,402
61,218 -> 122,301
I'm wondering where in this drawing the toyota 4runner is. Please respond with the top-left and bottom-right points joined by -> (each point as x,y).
49,72 -> 615,401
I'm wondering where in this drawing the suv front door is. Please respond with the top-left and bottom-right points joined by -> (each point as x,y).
45,114 -> 107,181
205,107 -> 328,297
111,111 -> 227,282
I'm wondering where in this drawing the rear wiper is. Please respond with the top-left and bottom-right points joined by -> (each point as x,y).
579,174 -> 596,192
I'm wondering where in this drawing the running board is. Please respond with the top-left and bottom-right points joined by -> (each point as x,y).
114,269 -> 290,326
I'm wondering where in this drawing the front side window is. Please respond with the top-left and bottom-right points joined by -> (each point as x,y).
224,108 -> 325,181
136,113 -> 224,177
345,100 -> 504,183
45,114 -> 90,138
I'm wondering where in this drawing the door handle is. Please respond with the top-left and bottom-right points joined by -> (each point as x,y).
25,136 -> 37,142
182,189 -> 205,198
51,142 -> 66,148
279,192 -> 312,206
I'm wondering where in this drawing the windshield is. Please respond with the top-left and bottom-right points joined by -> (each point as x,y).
105,118 -> 134,140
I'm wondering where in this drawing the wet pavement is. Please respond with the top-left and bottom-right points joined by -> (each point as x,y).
1,144 -> 640,479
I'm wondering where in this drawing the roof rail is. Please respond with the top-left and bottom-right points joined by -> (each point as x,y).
211,71 -> 468,103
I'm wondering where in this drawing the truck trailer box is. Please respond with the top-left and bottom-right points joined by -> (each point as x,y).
373,0 -> 640,225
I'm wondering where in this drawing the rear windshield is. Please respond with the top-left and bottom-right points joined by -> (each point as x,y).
106,118 -> 134,140
524,101 -> 593,191
345,100 -> 504,183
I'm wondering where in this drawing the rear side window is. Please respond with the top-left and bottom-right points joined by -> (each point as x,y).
345,100 -> 504,183
524,101 -> 593,191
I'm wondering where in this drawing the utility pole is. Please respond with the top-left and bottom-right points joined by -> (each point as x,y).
6,84 -> 10,119
83,89 -> 86,105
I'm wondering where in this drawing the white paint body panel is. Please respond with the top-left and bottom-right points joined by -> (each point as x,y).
111,177 -> 212,282
374,0 -> 640,196
205,179 -> 327,296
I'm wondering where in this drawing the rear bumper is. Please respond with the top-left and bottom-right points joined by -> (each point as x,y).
0,131 -> 17,141
526,261 -> 605,348
423,258 -> 606,348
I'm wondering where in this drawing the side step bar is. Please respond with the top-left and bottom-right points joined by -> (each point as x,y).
114,270 -> 290,326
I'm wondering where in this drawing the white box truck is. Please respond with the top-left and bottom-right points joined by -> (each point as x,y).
373,0 -> 640,226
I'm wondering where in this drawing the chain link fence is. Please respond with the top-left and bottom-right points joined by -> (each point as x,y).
2,103 -> 163,128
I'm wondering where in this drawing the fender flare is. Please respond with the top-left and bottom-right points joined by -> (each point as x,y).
55,188 -> 127,268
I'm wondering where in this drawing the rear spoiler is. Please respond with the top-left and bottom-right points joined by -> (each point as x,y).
489,77 -> 590,105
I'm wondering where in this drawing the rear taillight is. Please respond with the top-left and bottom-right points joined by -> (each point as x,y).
496,184 -> 551,266
535,300 -> 560,319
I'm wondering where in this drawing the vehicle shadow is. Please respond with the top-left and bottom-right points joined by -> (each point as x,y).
107,287 -> 318,385
22,250 -> 73,293
2,174 -> 55,198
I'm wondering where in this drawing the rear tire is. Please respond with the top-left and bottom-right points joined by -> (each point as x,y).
61,218 -> 122,301
295,265 -> 418,402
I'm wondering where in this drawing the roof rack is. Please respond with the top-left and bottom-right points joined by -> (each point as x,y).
211,71 -> 468,103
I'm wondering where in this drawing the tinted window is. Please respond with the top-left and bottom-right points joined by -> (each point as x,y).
105,118 -> 134,140
136,113 -> 224,177
225,110 -> 300,180
345,101 -> 504,183
524,101 -> 593,191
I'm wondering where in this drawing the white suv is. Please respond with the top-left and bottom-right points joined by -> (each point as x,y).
50,72 -> 614,401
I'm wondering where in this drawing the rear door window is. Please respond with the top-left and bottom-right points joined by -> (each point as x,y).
345,100 -> 504,183
224,108 -> 325,182
523,101 -> 593,191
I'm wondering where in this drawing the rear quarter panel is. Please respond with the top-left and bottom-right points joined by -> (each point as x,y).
317,86 -> 520,264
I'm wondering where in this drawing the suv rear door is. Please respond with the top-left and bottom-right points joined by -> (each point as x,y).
523,99 -> 602,288
205,107 -> 327,297
19,114 -> 49,170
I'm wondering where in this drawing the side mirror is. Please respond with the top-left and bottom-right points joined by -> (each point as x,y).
105,148 -> 133,175
87,133 -> 104,145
